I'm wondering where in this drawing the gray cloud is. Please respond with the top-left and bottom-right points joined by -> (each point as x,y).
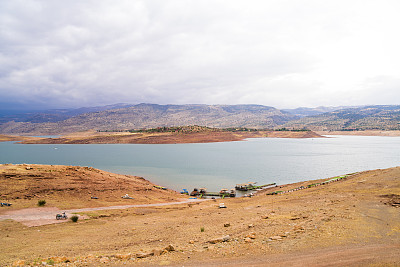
1,0 -> 399,109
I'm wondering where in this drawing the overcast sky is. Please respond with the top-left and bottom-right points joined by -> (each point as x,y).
1,0 -> 399,110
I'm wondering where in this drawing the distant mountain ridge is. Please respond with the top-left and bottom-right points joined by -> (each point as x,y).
0,103 -> 297,134
283,106 -> 359,117
1,104 -> 399,135
283,105 -> 400,130
0,103 -> 133,124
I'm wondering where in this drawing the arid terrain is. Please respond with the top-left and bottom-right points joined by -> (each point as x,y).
317,130 -> 400,137
0,135 -> 42,143
0,164 -> 399,266
1,130 -> 323,145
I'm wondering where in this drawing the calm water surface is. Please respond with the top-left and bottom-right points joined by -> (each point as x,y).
0,136 -> 399,191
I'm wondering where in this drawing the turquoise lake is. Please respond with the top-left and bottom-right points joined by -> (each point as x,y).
0,136 -> 399,191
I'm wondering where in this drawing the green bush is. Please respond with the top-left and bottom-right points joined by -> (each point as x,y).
70,215 -> 79,222
37,200 -> 46,206
200,227 -> 205,232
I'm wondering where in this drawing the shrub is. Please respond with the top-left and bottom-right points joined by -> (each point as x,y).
37,200 -> 46,206
200,227 -> 205,232
70,215 -> 79,222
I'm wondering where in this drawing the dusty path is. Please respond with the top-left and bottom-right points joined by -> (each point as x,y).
0,198 -> 207,227
182,243 -> 400,267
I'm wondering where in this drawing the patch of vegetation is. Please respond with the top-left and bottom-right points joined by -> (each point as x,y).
130,125 -> 218,133
200,227 -> 205,232
275,127 -> 310,132
37,200 -> 46,206
70,215 -> 79,222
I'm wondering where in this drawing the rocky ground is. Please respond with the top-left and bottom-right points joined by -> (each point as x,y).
0,164 -> 399,266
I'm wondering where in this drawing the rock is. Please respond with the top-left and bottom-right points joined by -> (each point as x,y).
222,235 -> 230,242
246,232 -> 256,239
115,253 -> 132,260
152,249 -> 164,256
189,240 -> 195,244
270,236 -> 283,240
224,223 -> 231,227
164,244 -> 175,252
248,224 -> 254,228
52,256 -> 70,263
209,235 -> 230,244
12,260 -> 25,266
99,257 -> 110,263
244,237 -> 253,243
261,216 -> 269,219
136,252 -> 153,258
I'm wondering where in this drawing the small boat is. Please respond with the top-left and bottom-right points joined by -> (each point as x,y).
235,182 -> 257,191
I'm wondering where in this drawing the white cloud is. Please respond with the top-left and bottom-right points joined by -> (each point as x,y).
0,0 -> 399,109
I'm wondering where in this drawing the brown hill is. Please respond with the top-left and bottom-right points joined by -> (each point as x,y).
284,105 -> 400,131
0,104 -> 298,135
0,164 -> 182,210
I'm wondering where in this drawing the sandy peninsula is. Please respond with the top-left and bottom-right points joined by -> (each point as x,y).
0,164 -> 399,266
317,130 -> 400,137
1,129 -> 323,145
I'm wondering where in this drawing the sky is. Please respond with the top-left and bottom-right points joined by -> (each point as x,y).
1,0 -> 400,110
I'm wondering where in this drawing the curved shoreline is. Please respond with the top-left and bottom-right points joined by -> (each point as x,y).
1,130 -> 323,144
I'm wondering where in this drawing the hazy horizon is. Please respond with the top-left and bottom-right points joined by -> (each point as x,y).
0,102 -> 375,113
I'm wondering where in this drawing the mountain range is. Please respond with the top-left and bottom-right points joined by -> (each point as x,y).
0,104 -> 399,134
283,105 -> 400,131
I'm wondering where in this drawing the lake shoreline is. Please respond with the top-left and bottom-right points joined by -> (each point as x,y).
316,130 -> 400,136
3,130 -> 400,145
2,130 -> 323,144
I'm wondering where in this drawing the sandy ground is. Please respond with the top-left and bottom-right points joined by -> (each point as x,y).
0,164 -> 184,210
0,199 -> 208,227
0,165 -> 399,266
1,130 -> 323,145
182,243 -> 400,267
317,130 -> 400,136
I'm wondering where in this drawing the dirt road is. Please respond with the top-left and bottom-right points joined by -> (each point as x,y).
182,243 -> 400,267
0,198 -> 207,227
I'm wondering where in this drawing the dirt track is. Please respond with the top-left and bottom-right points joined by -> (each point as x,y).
0,199 -> 208,227
183,243 -> 400,267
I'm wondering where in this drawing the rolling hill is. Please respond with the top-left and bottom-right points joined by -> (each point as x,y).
0,104 -> 297,135
283,105 -> 400,131
1,104 -> 399,135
